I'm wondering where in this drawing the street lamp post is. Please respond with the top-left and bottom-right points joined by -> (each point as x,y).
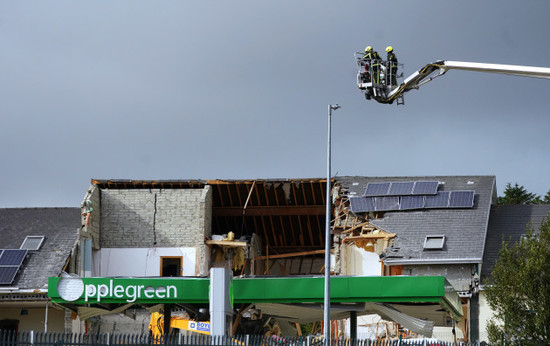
324,104 -> 340,344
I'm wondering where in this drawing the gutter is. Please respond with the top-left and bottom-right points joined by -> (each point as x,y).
0,288 -> 48,293
0,287 -> 20,292
383,258 -> 483,265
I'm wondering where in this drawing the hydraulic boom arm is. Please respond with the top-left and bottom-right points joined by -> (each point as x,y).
359,59 -> 550,105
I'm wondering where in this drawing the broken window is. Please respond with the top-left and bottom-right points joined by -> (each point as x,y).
423,235 -> 445,250
160,257 -> 182,277
20,236 -> 44,251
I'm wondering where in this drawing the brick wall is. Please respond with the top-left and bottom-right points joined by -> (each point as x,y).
99,188 -> 209,246
99,187 -> 212,275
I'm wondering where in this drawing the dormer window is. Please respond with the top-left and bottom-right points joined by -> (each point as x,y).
20,236 -> 44,251
423,235 -> 445,250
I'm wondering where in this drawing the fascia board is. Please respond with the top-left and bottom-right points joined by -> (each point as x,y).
383,258 -> 482,265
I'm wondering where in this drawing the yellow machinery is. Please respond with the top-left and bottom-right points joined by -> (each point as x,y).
149,312 -> 210,337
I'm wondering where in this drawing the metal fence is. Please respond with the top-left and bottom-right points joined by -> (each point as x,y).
0,331 -> 472,346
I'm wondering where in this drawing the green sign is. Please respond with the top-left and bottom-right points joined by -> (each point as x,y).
48,275 -> 209,304
48,274 -> 462,321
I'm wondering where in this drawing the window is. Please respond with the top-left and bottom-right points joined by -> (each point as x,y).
160,257 -> 182,277
20,236 -> 44,251
423,235 -> 445,250
389,265 -> 403,276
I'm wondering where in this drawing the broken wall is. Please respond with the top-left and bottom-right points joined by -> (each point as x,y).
402,264 -> 476,292
80,185 -> 101,249
98,186 -> 212,275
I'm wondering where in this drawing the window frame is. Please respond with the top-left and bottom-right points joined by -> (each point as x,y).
160,256 -> 183,277
20,236 -> 45,251
423,235 -> 446,250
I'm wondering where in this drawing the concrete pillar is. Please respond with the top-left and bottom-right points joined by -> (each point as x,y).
209,268 -> 233,336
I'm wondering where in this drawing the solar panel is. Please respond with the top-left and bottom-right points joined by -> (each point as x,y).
349,196 -> 375,213
364,182 -> 390,196
424,191 -> 450,208
412,181 -> 439,195
375,196 -> 400,211
400,196 -> 425,210
388,182 -> 415,195
0,249 -> 27,266
0,266 -> 19,285
449,190 -> 475,208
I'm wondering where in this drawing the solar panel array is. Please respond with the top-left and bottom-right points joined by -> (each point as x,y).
350,181 -> 475,214
0,249 -> 27,285
365,181 -> 439,197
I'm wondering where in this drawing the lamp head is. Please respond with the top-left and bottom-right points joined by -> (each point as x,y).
330,104 -> 341,110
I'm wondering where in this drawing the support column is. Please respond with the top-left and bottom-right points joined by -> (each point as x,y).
210,268 -> 233,336
163,304 -> 172,337
350,311 -> 357,344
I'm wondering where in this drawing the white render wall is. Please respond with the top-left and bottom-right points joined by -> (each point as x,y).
343,245 -> 383,276
92,247 -> 197,277
478,290 -> 494,343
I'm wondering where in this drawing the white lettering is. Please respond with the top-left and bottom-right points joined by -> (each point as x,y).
114,285 -> 124,298
156,286 -> 166,298
98,284 -> 109,302
166,285 -> 177,299
85,284 -> 96,302
82,282 -> 177,303
126,285 -> 137,303
144,286 -> 155,298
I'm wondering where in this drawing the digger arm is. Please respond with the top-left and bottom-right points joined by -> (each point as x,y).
149,312 -> 210,337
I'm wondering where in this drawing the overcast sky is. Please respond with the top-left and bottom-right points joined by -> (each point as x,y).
1,1 -> 549,208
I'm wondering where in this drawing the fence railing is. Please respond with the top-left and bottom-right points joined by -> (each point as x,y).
0,330 -> 473,346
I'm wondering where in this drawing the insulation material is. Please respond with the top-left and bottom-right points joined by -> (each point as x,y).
231,247 -> 246,271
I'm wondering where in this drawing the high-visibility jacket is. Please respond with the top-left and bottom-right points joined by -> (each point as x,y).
362,51 -> 381,66
387,52 -> 398,68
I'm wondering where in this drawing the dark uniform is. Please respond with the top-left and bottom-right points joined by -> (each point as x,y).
362,48 -> 381,84
386,48 -> 398,86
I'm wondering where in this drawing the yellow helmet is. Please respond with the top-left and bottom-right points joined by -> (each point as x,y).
385,46 -> 393,53
365,46 -> 372,52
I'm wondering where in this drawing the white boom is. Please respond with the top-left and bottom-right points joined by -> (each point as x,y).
356,58 -> 550,105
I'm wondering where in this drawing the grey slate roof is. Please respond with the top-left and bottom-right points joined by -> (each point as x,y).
481,204 -> 550,281
335,176 -> 497,264
0,208 -> 80,289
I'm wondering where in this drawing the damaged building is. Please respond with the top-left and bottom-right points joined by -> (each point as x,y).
48,176 -> 489,342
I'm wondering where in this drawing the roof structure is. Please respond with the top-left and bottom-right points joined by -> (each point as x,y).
481,204 -> 550,280
93,178 -> 328,259
0,208 -> 80,289
336,176 -> 497,264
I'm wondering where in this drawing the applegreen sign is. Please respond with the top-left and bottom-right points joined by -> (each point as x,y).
48,274 -> 209,304
48,274 -> 462,321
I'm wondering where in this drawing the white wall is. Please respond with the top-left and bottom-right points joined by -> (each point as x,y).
92,247 -> 197,277
344,245 -> 382,276
478,290 -> 495,343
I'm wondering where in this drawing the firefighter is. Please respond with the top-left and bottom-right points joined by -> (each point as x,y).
386,46 -> 398,87
362,46 -> 381,84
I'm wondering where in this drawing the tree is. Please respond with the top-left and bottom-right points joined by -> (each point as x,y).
498,183 -> 542,205
485,214 -> 550,345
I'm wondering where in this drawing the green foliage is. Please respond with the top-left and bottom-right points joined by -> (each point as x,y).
485,213 -> 550,345
497,183 -> 543,205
